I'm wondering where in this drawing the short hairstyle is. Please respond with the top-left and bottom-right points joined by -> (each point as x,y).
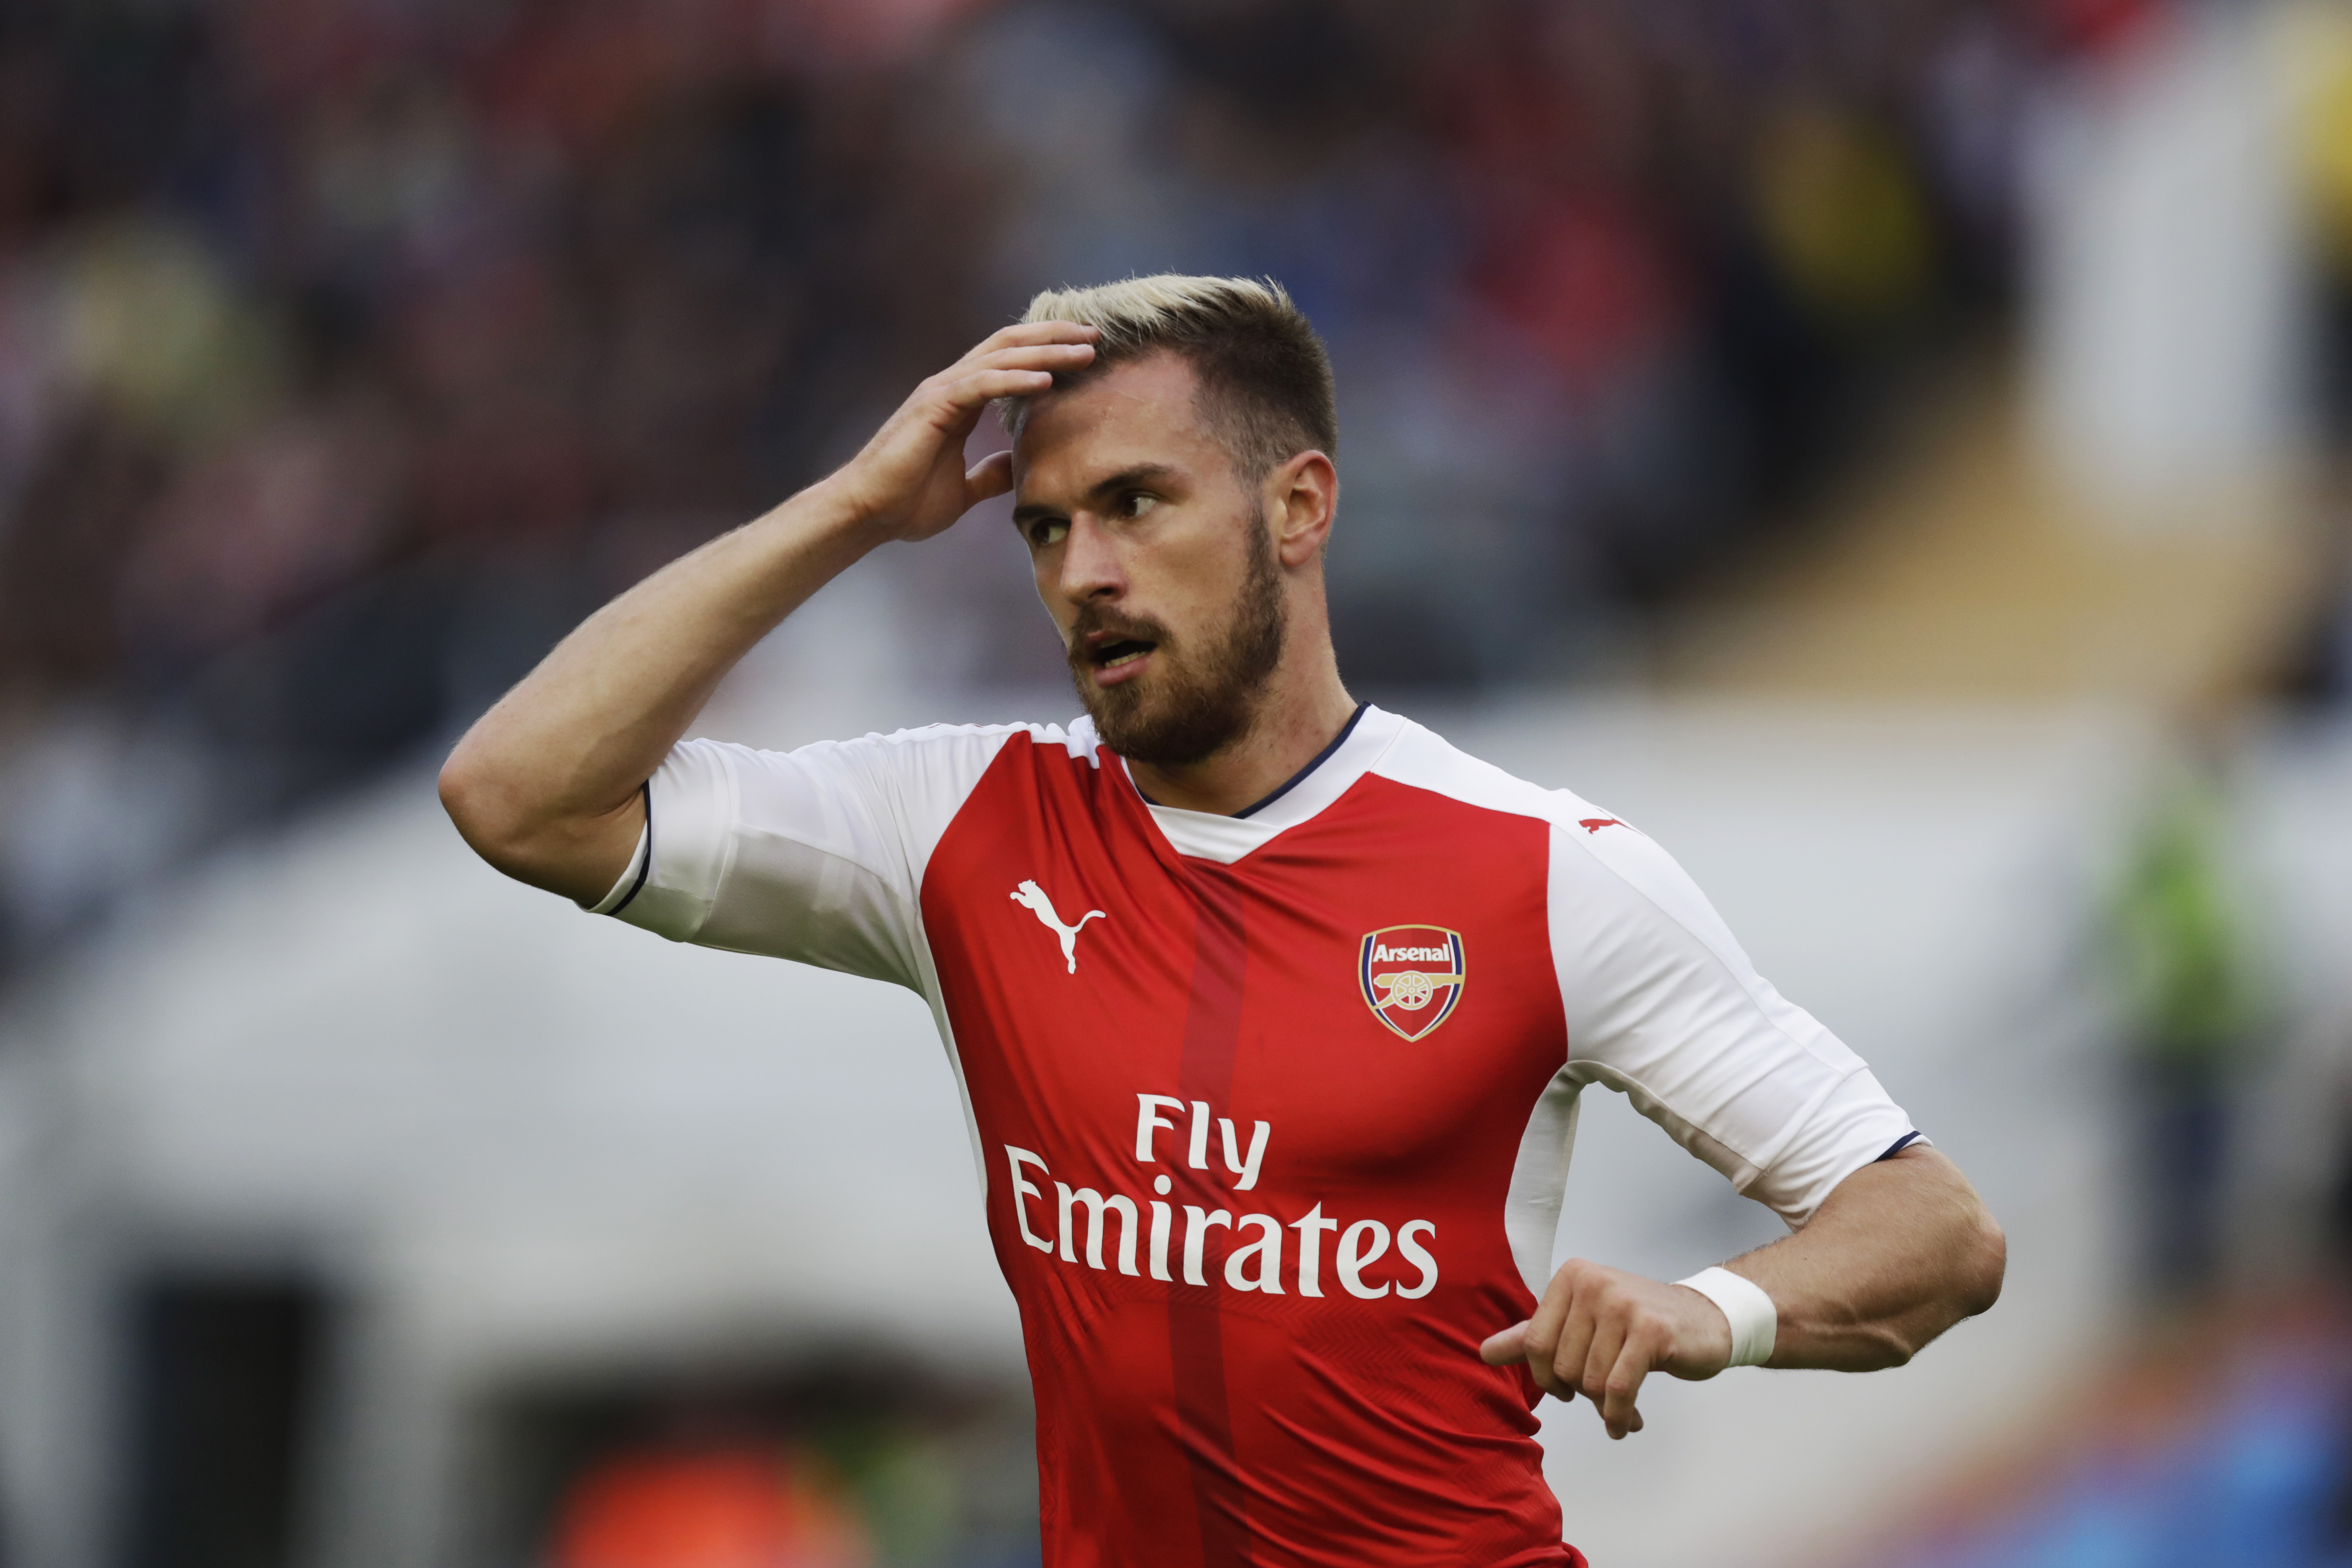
1003,274 -> 1337,483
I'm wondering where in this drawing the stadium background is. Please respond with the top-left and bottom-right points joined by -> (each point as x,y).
3,0 -> 2352,1563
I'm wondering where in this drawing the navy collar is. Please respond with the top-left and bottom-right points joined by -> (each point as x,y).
1132,702 -> 1370,819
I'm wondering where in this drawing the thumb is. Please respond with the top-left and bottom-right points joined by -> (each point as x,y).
1479,1321 -> 1531,1366
965,450 -> 1014,505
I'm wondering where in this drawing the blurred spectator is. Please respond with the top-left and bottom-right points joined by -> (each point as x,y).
0,0 -> 2027,970
523,1376 -> 1033,1568
549,1446 -> 871,1568
2284,0 -> 2352,713
2109,756 -> 2269,1301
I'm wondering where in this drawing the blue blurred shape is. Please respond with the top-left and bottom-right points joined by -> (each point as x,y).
1884,1350 -> 2351,1568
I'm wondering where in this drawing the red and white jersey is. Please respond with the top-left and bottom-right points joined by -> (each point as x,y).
588,704 -> 1914,1568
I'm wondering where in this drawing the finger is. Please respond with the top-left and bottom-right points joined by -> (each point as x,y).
928,367 -> 1058,413
1523,1262 -> 1579,1363
1599,1332 -> 1655,1440
965,342 -> 1096,376
1573,1311 -> 1625,1412
964,450 -> 1014,504
928,344 -> 1092,393
1523,1291 -> 1577,1401
964,319 -> 1102,359
1478,1322 -> 1528,1367
1549,1295 -> 1599,1404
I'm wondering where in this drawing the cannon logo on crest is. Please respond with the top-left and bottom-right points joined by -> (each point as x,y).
1358,925 -> 1466,1042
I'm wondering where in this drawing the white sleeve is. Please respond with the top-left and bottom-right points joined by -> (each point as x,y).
580,725 -> 1021,990
1549,813 -> 1918,1229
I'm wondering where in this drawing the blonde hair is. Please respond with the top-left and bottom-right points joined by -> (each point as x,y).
1003,273 -> 1336,480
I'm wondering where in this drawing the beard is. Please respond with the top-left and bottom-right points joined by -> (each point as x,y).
1066,522 -> 1288,768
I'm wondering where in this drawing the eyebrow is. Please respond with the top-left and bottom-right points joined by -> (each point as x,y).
1012,463 -> 1182,528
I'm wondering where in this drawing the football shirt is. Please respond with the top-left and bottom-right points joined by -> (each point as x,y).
585,704 -> 1915,1568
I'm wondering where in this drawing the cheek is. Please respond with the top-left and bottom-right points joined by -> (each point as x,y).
1032,556 -> 1078,631
1157,522 -> 1256,613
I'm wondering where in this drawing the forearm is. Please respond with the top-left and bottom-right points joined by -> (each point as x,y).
1727,1146 -> 2006,1371
439,320 -> 1093,898
439,475 -> 883,897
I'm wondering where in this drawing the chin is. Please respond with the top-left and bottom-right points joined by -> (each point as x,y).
1088,690 -> 1252,770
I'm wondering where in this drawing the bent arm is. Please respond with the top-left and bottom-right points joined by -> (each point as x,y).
1734,1143 -> 2006,1370
437,486 -> 888,903
1483,1145 -> 2004,1439
438,323 -> 1097,903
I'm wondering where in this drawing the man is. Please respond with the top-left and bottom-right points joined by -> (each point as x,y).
441,276 -> 2005,1568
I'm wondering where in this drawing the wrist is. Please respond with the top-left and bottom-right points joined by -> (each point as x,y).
769,470 -> 902,554
1675,1266 -> 1777,1368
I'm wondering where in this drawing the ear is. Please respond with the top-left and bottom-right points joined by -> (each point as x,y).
1267,450 -> 1337,569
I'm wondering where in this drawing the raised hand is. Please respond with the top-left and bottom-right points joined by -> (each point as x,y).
1477,1258 -> 1735,1440
828,321 -> 1098,543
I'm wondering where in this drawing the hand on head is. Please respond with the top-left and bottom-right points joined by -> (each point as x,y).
831,321 -> 1098,543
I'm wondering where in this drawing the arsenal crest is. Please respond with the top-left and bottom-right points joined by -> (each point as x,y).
1358,925 -> 1466,1041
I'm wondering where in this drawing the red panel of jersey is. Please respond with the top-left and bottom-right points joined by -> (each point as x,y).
923,736 -> 1571,1567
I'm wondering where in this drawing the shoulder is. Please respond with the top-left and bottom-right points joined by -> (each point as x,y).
1368,715 -> 1613,835
1370,715 -> 1733,942
851,716 -> 1102,761
695,715 -> 1104,784
861,715 -> 1100,767
655,718 -> 1106,857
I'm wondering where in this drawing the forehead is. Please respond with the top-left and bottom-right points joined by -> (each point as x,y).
1011,352 -> 1222,497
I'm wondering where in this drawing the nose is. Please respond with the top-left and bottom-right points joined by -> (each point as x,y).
1055,510 -> 1126,606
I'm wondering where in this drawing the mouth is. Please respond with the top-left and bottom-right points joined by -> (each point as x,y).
1082,630 -> 1160,687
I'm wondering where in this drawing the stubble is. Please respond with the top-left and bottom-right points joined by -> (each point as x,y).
1067,522 -> 1287,768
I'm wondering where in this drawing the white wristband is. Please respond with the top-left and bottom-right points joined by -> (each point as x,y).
1676,1266 -> 1777,1368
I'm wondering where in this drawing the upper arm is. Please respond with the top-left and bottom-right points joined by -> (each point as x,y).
587,726 -> 1017,989
1549,812 -> 1916,1229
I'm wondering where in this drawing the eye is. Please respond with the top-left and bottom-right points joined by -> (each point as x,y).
1121,493 -> 1159,520
1027,518 -> 1070,548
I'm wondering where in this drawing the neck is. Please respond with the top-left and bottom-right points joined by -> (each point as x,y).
1125,646 -> 1357,817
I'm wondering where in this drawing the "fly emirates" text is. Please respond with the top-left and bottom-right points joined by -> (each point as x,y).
1002,1093 -> 1438,1299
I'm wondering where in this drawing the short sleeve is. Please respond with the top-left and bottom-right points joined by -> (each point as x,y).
581,726 -> 1021,990
1549,814 -> 1917,1229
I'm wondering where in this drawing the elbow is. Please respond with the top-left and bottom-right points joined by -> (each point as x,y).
438,738 -> 636,903
1882,1198 -> 2006,1366
438,742 -> 535,877
1957,1203 -> 2007,1320
1881,1208 -> 2005,1366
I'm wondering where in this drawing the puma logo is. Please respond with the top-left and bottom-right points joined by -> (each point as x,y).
1578,817 -> 1625,834
1011,880 -> 1106,974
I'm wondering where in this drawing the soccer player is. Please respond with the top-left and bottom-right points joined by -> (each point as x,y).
441,276 -> 2006,1568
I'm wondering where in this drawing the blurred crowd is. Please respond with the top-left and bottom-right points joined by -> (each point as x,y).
0,0 -> 2076,966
